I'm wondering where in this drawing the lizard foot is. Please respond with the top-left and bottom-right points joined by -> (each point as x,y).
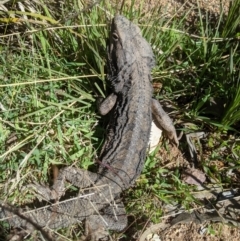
80,220 -> 109,241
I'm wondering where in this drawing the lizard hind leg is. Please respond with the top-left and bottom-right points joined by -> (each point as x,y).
81,201 -> 128,241
51,166 -> 99,197
28,167 -> 99,202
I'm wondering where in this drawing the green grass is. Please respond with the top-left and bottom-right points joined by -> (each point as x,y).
0,0 -> 240,240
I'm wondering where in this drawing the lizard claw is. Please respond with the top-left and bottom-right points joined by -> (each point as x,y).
80,220 -> 109,241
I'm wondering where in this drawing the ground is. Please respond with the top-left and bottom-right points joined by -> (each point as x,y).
123,0 -> 230,16
133,1 -> 239,240
138,143 -> 240,241
0,1 -> 238,240
163,222 -> 240,241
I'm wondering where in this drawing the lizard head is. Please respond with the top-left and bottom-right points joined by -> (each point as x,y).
107,15 -> 155,80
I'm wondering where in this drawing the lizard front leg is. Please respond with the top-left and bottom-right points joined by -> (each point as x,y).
151,98 -> 179,146
98,93 -> 117,115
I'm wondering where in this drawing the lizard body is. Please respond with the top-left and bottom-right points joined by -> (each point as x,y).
0,15 -> 178,239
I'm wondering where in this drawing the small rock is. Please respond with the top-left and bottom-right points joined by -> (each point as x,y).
182,168 -> 206,186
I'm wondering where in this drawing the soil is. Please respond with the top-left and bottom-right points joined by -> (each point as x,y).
138,143 -> 240,241
163,222 -> 240,241
123,0 -> 230,17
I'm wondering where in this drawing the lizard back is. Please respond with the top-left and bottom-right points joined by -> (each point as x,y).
98,15 -> 155,189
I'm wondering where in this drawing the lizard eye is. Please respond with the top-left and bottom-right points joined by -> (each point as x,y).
112,32 -> 119,41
